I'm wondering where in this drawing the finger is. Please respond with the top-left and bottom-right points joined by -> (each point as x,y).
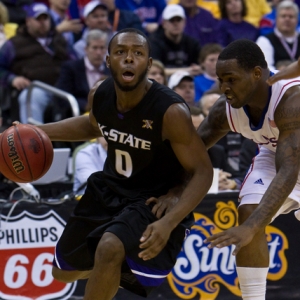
139,238 -> 164,260
204,232 -> 225,243
155,203 -> 167,219
145,197 -> 157,205
140,225 -> 152,243
222,171 -> 232,177
232,244 -> 241,256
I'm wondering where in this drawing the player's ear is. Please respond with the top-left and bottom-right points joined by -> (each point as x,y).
253,66 -> 262,80
106,55 -> 110,68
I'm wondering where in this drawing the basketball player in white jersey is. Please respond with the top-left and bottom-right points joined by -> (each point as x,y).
197,39 -> 300,299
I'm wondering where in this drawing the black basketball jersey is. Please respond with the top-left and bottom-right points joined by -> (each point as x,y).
93,77 -> 187,199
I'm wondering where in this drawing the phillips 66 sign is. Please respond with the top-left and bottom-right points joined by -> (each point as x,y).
0,210 -> 76,300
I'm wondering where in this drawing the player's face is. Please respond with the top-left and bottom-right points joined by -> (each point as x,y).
216,59 -> 258,108
107,32 -> 151,92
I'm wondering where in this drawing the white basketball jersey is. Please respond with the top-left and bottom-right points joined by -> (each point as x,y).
226,75 -> 300,152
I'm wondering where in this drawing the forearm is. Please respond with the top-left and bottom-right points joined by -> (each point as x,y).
37,115 -> 101,141
162,170 -> 213,230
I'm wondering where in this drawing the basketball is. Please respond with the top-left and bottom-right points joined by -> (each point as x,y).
0,124 -> 53,183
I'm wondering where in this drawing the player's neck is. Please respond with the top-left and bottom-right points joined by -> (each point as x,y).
115,80 -> 152,113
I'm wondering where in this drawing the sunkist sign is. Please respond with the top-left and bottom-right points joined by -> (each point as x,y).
0,210 -> 76,300
168,201 -> 288,299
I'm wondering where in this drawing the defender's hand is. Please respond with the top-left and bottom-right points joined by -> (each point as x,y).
204,225 -> 256,256
145,186 -> 182,218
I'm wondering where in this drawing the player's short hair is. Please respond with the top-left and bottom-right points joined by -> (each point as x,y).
108,28 -> 151,57
218,39 -> 268,71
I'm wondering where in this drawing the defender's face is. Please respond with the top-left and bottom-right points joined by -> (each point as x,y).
216,59 -> 256,108
107,32 -> 151,91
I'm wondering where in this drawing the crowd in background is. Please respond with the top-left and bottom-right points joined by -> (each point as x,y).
0,0 -> 298,192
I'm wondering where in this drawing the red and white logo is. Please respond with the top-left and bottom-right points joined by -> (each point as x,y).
0,210 -> 77,300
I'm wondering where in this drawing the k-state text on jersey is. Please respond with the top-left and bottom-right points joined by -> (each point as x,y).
99,125 -> 152,150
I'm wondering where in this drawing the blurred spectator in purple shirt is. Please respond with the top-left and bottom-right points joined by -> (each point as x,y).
216,0 -> 259,47
179,0 -> 220,46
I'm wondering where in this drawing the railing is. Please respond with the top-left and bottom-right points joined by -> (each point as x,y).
26,80 -> 80,124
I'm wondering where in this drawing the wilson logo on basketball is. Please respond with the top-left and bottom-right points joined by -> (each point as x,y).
0,210 -> 77,300
168,201 -> 288,299
6,133 -> 25,174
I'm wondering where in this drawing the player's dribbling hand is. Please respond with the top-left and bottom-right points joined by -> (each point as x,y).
204,225 -> 255,256
138,219 -> 171,260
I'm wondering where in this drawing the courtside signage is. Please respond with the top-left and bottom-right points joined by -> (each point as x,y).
168,201 -> 288,299
0,210 -> 76,300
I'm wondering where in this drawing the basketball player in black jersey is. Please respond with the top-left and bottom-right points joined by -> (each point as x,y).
35,28 -> 213,299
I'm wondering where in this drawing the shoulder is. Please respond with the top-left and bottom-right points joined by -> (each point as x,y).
162,102 -> 192,141
274,82 -> 300,124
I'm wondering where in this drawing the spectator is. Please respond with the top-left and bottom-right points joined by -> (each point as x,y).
115,0 -> 166,34
243,0 -> 271,27
0,2 -> 17,48
194,43 -> 222,102
149,4 -> 202,76
0,0 -> 33,25
216,0 -> 259,47
73,1 -> 113,58
179,0 -> 220,46
256,0 -> 300,70
189,105 -> 204,128
258,0 -> 300,35
0,3 -> 74,124
168,0 -> 221,19
52,29 -> 109,123
148,59 -> 167,85
276,58 -> 293,70
49,0 -> 83,46
97,0 -> 144,32
73,136 -> 107,196
168,70 -> 196,107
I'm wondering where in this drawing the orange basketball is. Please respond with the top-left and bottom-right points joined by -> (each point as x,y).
0,124 -> 53,183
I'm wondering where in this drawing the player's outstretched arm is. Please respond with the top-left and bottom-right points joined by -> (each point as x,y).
139,103 -> 213,261
206,86 -> 300,255
36,81 -> 103,142
267,58 -> 300,85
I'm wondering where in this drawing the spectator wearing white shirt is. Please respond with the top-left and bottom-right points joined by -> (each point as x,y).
256,0 -> 300,70
73,137 -> 108,196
